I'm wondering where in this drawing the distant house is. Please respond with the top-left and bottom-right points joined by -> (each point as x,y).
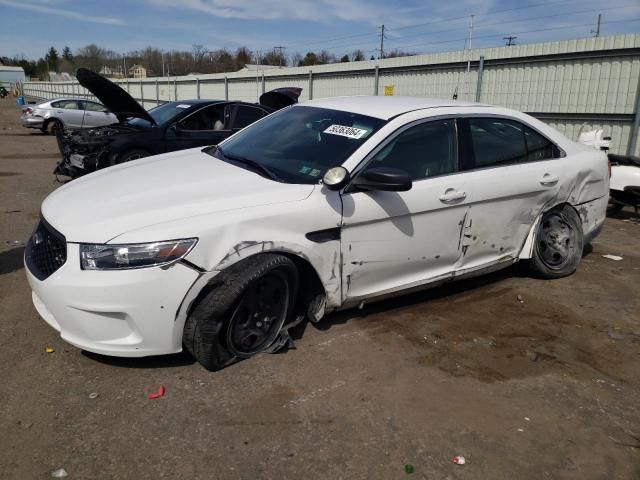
99,65 -> 124,79
237,64 -> 280,72
0,65 -> 26,88
128,64 -> 152,78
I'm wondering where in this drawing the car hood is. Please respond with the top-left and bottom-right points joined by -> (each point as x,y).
76,68 -> 156,125
42,148 -> 314,243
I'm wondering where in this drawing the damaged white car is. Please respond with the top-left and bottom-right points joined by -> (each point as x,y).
25,97 -> 609,370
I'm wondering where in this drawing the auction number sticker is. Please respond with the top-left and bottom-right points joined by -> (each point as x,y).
324,124 -> 368,139
176,104 -> 191,109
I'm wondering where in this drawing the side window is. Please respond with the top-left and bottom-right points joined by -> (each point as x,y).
84,102 -> 106,112
179,104 -> 226,131
525,126 -> 560,161
368,119 -> 457,181
232,105 -> 265,129
468,118 -> 526,168
52,100 -> 80,110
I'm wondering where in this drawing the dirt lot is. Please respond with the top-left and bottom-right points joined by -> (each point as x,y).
0,97 -> 639,479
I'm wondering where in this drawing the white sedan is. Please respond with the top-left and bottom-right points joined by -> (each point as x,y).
25,96 -> 609,370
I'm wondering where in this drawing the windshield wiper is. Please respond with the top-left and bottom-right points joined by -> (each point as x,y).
214,146 -> 282,182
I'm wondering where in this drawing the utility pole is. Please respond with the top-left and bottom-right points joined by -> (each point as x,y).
379,24 -> 386,59
504,35 -> 517,46
594,13 -> 602,37
274,46 -> 286,68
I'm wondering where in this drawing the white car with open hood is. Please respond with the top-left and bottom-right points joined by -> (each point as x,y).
25,96 -> 609,370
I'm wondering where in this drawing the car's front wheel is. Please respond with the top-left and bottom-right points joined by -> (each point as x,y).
117,149 -> 149,164
528,205 -> 584,279
183,254 -> 298,371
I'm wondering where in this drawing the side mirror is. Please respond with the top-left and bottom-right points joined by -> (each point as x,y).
170,123 -> 183,135
322,166 -> 350,190
352,167 -> 412,192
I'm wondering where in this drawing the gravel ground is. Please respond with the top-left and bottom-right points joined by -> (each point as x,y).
0,96 -> 639,479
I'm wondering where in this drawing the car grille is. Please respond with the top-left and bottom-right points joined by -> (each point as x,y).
25,219 -> 67,281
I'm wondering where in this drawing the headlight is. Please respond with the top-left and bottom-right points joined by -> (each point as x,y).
80,238 -> 197,270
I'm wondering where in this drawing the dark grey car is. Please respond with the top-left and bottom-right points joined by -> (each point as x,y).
21,98 -> 118,134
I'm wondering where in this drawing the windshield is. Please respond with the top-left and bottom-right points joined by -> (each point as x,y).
208,106 -> 385,184
126,102 -> 192,127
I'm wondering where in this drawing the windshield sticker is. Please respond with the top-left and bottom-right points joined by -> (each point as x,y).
309,169 -> 321,177
323,124 -> 368,139
299,166 -> 311,174
176,104 -> 191,109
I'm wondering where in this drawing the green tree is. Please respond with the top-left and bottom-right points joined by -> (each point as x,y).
298,52 -> 318,66
62,46 -> 73,62
45,46 -> 59,72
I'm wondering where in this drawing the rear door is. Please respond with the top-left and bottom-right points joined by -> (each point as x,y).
52,100 -> 85,128
454,116 -> 566,271
165,104 -> 231,152
229,104 -> 268,133
81,101 -> 117,127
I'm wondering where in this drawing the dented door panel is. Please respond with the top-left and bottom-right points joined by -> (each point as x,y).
341,176 -> 470,302
455,159 -> 565,270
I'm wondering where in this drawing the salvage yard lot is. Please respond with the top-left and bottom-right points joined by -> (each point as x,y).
0,97 -> 639,479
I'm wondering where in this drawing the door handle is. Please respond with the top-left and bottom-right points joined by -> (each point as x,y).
439,188 -> 467,203
85,113 -> 92,116
540,173 -> 559,186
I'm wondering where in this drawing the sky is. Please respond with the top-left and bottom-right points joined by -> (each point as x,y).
0,0 -> 638,61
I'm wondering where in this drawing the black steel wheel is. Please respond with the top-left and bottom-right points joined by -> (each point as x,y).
119,149 -> 149,164
528,205 -> 583,279
183,254 -> 298,371
226,270 -> 290,357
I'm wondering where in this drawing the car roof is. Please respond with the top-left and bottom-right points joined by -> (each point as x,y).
168,99 -> 225,106
301,96 -> 486,120
45,97 -> 100,104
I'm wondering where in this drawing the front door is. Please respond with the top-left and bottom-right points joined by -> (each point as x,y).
81,101 -> 117,127
165,104 -> 231,152
341,118 -> 470,302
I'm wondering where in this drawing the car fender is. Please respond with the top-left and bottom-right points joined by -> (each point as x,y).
109,186 -> 344,307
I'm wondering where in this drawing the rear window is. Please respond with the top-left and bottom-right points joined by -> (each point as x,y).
469,118 -> 526,168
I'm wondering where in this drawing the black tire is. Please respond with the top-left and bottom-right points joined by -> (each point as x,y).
183,254 -> 298,371
607,200 -> 624,216
45,119 -> 62,135
117,149 -> 149,164
528,205 -> 584,279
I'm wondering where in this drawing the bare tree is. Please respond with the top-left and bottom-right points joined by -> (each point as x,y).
191,43 -> 207,73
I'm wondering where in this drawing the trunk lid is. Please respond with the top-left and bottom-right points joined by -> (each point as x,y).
259,88 -> 302,110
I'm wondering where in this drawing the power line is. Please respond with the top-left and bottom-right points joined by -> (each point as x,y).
309,4 -> 636,54
386,0 -> 583,33
384,17 -> 640,53
273,46 -> 286,67
283,0 -> 588,51
384,4 -> 635,44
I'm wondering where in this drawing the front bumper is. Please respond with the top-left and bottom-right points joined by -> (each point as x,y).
26,243 -> 201,357
21,116 -> 43,129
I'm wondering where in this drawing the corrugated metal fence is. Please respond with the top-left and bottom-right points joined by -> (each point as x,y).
22,33 -> 640,155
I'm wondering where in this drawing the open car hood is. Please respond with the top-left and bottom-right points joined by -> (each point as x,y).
259,87 -> 302,110
76,68 -> 156,125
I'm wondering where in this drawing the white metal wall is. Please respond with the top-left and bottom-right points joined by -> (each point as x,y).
22,33 -> 640,155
